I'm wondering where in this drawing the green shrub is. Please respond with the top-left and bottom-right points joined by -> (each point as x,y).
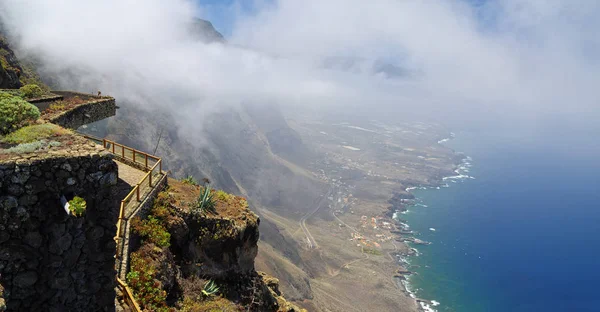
0,140 -> 45,154
126,253 -> 170,312
132,216 -> 171,248
19,84 -> 44,98
215,190 -> 231,202
1,124 -> 65,144
0,94 -> 40,134
181,175 -> 198,186
68,196 -> 86,217
0,91 -> 15,100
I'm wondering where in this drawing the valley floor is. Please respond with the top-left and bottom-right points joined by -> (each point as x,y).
255,118 -> 459,312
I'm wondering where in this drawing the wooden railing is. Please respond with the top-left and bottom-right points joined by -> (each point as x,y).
83,134 -> 164,312
116,278 -> 142,312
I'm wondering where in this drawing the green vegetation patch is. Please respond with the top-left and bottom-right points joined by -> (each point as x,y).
68,196 -> 87,217
19,84 -> 44,99
363,248 -> 383,256
0,92 -> 40,134
0,140 -> 45,154
181,175 -> 198,186
132,215 -> 171,248
1,124 -> 67,144
126,252 -> 171,312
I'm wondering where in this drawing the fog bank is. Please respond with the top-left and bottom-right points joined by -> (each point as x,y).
0,0 -> 598,127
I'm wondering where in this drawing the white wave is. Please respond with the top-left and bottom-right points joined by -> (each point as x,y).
443,174 -> 470,181
420,302 -> 438,312
401,280 -> 417,299
429,228 -> 436,232
406,186 -> 426,192
437,138 -> 450,144
431,300 -> 440,306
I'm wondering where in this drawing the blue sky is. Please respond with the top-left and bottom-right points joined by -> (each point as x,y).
196,0 -> 495,38
195,0 -> 264,37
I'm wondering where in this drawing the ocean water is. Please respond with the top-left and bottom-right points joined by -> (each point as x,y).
401,128 -> 600,312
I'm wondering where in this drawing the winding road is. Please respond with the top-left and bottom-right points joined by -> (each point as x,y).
300,186 -> 334,249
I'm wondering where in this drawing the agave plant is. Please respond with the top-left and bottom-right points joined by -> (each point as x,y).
196,185 -> 216,215
202,280 -> 219,297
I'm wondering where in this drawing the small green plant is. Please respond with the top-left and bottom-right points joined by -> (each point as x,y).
68,196 -> 87,217
193,185 -> 216,217
202,280 -> 220,297
132,216 -> 171,247
181,175 -> 198,186
215,190 -> 231,202
0,94 -> 40,134
19,84 -> 44,98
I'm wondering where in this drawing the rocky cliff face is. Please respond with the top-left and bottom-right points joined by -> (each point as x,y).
188,18 -> 225,43
0,35 -> 23,89
123,179 -> 304,311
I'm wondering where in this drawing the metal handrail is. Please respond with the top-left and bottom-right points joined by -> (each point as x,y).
84,134 -> 164,312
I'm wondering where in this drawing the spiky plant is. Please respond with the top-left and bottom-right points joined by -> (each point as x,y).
193,185 -> 216,217
202,280 -> 219,297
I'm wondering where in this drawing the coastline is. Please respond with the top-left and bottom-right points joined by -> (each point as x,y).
390,136 -> 473,312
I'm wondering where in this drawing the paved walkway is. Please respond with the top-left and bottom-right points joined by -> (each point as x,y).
114,160 -> 146,187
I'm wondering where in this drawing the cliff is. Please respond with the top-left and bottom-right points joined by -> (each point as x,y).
0,16 -> 316,310
0,30 -> 45,89
121,178 -> 304,311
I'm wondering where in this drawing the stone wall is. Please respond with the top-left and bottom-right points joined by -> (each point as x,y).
0,151 -> 120,311
48,91 -> 116,130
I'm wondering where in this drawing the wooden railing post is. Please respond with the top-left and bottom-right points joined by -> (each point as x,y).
145,155 -> 148,169
149,172 -> 153,187
122,146 -> 125,158
159,160 -> 162,172
133,150 -> 136,163
112,142 -> 115,154
136,186 -> 140,201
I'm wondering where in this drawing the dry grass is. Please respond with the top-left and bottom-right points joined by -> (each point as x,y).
168,178 -> 252,223
42,96 -> 87,115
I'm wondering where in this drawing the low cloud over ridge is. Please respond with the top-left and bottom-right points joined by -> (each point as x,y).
0,0 -> 598,127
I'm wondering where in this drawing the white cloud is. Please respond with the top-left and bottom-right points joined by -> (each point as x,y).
0,0 -> 598,127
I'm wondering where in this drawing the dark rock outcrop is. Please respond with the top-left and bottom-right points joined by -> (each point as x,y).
0,35 -> 23,89
188,18 -> 225,43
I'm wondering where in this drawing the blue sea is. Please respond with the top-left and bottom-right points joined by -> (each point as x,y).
400,127 -> 600,312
